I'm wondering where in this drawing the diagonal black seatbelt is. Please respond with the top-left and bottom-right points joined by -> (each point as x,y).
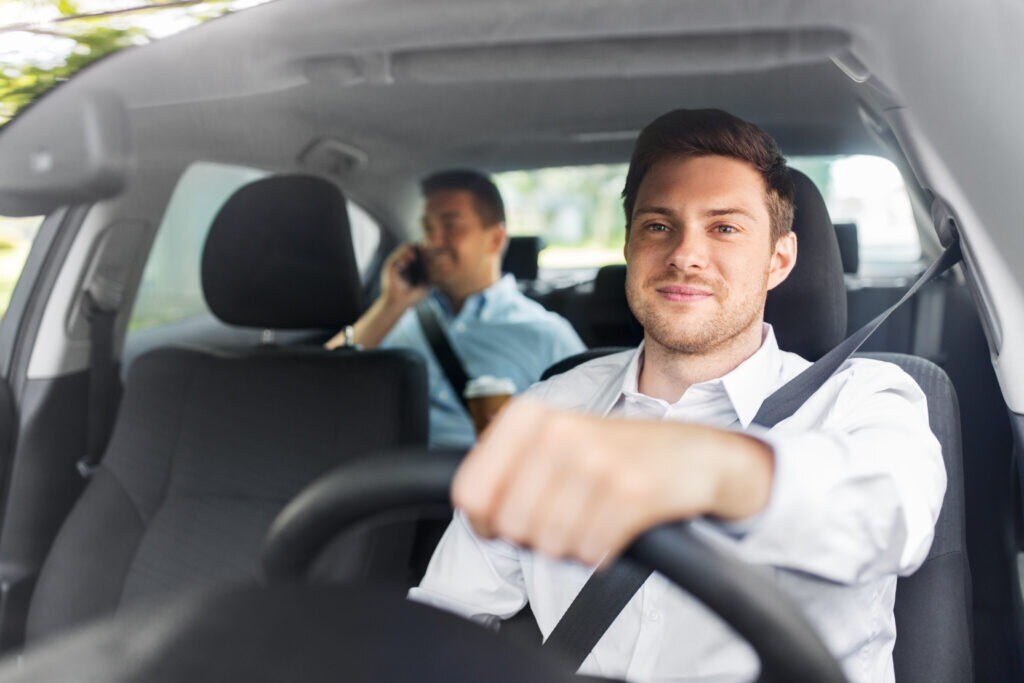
416,303 -> 471,411
542,238 -> 963,671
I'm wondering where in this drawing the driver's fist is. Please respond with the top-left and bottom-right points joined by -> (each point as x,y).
451,399 -> 774,566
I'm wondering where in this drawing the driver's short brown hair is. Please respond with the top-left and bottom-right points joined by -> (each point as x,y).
623,109 -> 795,244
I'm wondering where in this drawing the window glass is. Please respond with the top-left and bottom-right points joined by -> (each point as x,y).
788,155 -> 919,264
493,154 -> 919,281
495,165 -> 627,276
1,0 -> 276,128
129,162 -> 380,333
347,200 -> 383,278
129,162 -> 267,333
0,214 -> 44,321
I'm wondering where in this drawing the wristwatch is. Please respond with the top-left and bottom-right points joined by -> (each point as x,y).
343,324 -> 356,348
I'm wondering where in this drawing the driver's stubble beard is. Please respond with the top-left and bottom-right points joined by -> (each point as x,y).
625,266 -> 770,358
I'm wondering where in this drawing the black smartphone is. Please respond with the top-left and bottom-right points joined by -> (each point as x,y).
400,246 -> 427,287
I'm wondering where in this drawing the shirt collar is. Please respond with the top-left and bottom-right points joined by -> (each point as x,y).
614,324 -> 783,428
432,274 -> 517,321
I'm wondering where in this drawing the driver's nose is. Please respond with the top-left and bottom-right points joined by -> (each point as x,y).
667,225 -> 710,272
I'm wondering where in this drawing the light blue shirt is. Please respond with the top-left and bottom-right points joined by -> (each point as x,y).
381,274 -> 585,448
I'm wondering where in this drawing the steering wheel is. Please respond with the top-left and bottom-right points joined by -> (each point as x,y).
261,450 -> 848,683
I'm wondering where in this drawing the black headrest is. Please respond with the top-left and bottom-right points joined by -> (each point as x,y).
594,263 -> 629,303
833,222 -> 859,274
201,175 -> 362,329
502,235 -> 545,281
764,169 -> 847,360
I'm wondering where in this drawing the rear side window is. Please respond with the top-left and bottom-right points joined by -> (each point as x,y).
789,155 -> 920,266
129,163 -> 267,333
129,163 -> 380,334
0,214 -> 45,322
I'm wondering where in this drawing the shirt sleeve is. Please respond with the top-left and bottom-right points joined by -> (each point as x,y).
716,361 -> 947,585
408,509 -> 529,627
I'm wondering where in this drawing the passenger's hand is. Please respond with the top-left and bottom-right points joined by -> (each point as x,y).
381,243 -> 430,311
451,399 -> 774,566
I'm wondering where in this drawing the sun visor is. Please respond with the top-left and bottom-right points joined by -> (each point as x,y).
0,90 -> 133,216
390,30 -> 851,84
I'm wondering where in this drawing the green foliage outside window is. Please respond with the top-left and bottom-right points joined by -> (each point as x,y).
0,0 -> 261,128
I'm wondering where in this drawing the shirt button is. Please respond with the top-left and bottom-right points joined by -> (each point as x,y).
453,323 -> 466,333
647,610 -> 660,623
439,390 -> 449,401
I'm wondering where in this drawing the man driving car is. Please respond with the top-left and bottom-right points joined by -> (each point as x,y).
409,110 -> 946,682
326,170 -> 584,448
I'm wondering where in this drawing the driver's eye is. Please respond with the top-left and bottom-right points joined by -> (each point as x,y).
715,224 -> 738,234
647,223 -> 669,232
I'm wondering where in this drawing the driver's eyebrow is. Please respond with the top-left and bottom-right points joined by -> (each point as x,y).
633,206 -> 677,218
704,207 -> 757,221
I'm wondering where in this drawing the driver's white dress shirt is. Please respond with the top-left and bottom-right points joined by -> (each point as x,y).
409,325 -> 946,683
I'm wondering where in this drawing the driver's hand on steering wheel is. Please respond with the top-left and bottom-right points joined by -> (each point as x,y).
452,398 -> 775,566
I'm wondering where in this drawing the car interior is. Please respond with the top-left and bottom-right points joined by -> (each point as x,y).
0,0 -> 1021,681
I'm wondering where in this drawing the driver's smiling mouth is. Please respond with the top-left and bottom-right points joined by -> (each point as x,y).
655,284 -> 715,303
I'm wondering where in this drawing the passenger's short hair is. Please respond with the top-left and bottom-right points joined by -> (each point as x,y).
622,109 -> 795,244
420,169 -> 506,226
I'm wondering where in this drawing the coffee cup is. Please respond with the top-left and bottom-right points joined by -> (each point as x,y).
464,375 -> 517,435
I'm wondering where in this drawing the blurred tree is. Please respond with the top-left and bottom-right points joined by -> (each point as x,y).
0,0 -> 237,126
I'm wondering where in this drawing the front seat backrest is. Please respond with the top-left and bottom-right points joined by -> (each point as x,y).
27,175 -> 428,641
862,352 -> 973,683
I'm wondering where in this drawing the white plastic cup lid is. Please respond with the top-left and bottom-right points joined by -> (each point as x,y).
463,375 -> 517,399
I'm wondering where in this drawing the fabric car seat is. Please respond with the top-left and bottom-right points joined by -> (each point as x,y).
539,169 -> 973,682
26,175 -> 429,641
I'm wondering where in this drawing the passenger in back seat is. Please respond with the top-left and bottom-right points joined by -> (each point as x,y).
410,111 -> 945,683
326,170 -> 584,448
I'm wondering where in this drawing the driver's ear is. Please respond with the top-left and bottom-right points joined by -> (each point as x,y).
767,231 -> 797,291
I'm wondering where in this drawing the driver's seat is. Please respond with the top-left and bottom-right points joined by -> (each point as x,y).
539,169 -> 972,682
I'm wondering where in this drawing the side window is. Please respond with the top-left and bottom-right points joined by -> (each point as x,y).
347,200 -> 383,281
0,214 -> 45,321
129,162 -> 381,334
129,162 -> 267,333
788,155 -> 920,269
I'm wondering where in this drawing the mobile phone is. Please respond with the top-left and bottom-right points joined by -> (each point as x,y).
400,246 -> 427,287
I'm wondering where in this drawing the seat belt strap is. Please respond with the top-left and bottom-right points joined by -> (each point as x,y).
752,238 -> 962,428
415,303 -> 471,410
543,557 -> 652,665
77,289 -> 122,478
542,238 -> 964,670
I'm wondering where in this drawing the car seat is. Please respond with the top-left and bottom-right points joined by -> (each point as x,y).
25,175 -> 430,641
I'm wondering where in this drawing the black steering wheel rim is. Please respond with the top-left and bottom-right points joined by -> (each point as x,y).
261,450 -> 847,683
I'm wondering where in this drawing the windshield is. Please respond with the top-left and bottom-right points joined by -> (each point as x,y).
0,0 -> 274,128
